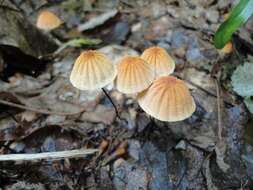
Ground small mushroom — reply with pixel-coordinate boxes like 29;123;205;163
70;50;117;90
138;76;196;122
116;56;155;94
141;46;175;78
36;10;62;31
70;50;122;119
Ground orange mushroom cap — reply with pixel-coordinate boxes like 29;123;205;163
138;76;196;122
220;41;233;54
36;10;62;31
70;50;117;90
141;46;175;78
116;56;155;94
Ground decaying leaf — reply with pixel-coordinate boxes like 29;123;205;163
231;62;253;96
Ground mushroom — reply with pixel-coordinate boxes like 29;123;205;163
70;50;120;118
36;10;62;31
116;56;155;94
141;46;175;78
137;76;196;122
70;50;116;90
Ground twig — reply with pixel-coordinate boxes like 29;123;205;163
214;79;222;141
174;74;234;106
0;99;85;116
0;149;98;161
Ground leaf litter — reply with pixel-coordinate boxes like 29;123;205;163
0;0;252;189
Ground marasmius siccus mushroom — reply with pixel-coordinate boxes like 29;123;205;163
141;46;175;78
116;56;155;94
36;10;62;31
70;50;120;118
138;76;196;122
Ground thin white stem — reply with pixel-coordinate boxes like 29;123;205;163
0;149;98;161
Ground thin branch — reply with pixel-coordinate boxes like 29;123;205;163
215;79;222;141
0;99;85;116
0;149;98;161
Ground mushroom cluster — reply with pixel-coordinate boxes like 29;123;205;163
35;10;195;122
69;46;196;122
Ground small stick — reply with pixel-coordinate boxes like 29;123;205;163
215;79;222;141
0;149;98;161
101;140;128;166
101;88;121;119
0;99;85;116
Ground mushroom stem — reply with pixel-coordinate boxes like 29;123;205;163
101;88;121;120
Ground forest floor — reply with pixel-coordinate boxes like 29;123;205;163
0;0;253;189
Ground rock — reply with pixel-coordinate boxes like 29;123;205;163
52;57;75;77
157;41;171;51
144;16;174;41
167;6;180;18
171;31;188;48
187;35;199;49
205;10;220;23
186;48;203;61
108;21;130;44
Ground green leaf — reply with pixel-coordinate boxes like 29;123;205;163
64;38;102;47
214;0;253;49
54;38;102;54
231;62;253;96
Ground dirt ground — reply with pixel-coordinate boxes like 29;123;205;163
0;0;253;189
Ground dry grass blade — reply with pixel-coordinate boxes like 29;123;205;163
214;79;222;141
0;149;98;161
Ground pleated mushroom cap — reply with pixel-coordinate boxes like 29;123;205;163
138;76;196;122
116;56;155;94
36;10;62;31
70;50;117;90
141;46;175;78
